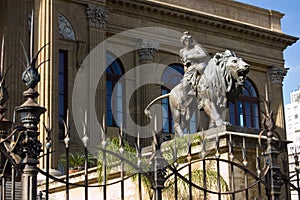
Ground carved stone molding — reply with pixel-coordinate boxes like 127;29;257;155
109;0;297;49
268;66;289;85
86;4;109;29
136;39;159;62
58;13;76;40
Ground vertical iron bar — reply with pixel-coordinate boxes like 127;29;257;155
45;126;51;200
260;95;282;200
174;168;178;200
1;176;5;200
84;146;88;200
101;115;107;200
102;146;107;200
216;159;221;200
0;176;2;200
66;145;69;200
256;146;262;199
294;152;300;200
137;132;142;200
202;159;207;199
230;158;235;199
173;136;178;200
284;181;288;200
188;161;192;200
297;170;300;200
244;173;249;199
242;138;248;199
82;110;89;200
188;133;192;200
11;166;15;200
154;185;162;200
153;116;165;200
64;110;70;200
46;148;50;200
120;159;124;200
215;133;221;200
200;130;207;200
138;173;142;200
229;133;235;200
38;191;43;200
257;182;262;199
102;116;107;200
119;128;124;200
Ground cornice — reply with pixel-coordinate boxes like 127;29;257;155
61;0;106;6
108;0;298;50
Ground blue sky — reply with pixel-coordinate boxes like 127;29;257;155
236;0;300;104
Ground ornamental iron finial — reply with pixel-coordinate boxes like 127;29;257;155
21;10;48;89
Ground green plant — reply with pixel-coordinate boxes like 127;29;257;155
161;133;203;165
97;137;137;183
59;151;95;170
97;137;154;198
164;169;229;199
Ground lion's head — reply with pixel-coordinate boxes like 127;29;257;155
213;50;249;100
198;50;249;110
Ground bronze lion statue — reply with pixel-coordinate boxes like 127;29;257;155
144;50;249;136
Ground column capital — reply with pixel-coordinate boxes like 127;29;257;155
267;66;289;85
86;4;109;29
136;39;159;63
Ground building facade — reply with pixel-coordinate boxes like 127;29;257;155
0;0;297;190
286;87;300;154
285;87;300;200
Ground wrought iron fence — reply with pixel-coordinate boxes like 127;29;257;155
0;28;299;200
35;111;300;200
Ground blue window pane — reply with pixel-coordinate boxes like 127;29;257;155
58;50;68;140
237;102;244;127
162;117;169;133
106;67;112;73
58;95;65;115
161;64;184;133
189;113;197;133
231;80;259;129
253;104;259;129
106;53;124;127
58;50;67;118
243;89;250;96
106;111;113;126
245;103;251;127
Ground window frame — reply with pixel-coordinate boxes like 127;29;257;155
106;53;125;127
58;50;68;140
229;79;260;129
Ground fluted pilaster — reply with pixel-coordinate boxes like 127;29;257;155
36;0;53;169
267;66;288;140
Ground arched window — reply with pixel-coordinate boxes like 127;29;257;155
58;50;68;140
106;53;124;127
161;64;197;133
229;79;260;129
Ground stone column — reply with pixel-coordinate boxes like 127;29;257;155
267;66;288;140
267;65;289;200
136;39;159;145
86;3;108;50
35;0;53;169
86;3;108;142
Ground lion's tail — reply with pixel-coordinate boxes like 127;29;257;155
144;93;170;118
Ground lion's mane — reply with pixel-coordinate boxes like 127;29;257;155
198;51;243;110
